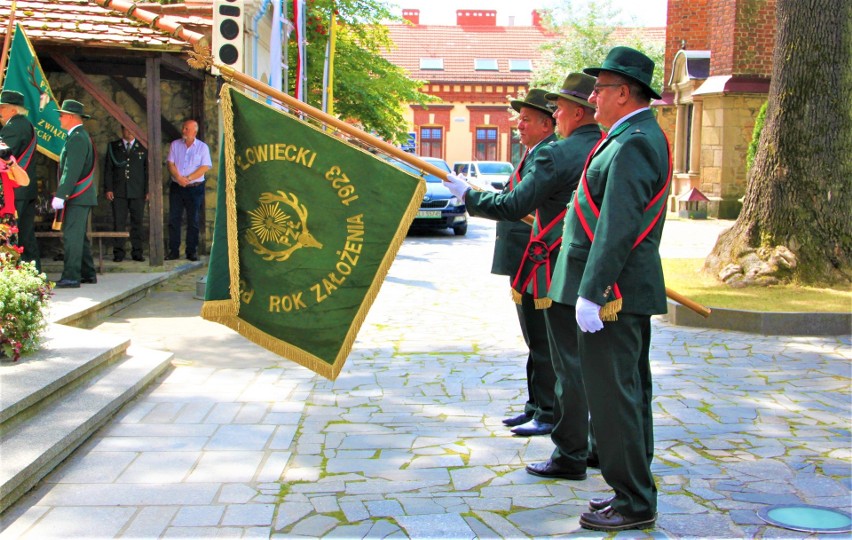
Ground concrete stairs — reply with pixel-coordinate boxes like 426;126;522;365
0;292;174;514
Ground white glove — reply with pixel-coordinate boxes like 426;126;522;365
576;296;604;333
51;197;65;210
444;173;471;200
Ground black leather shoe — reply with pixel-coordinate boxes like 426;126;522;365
589;494;616;511
113;255;124;262
55;279;80;288
511;419;554;437
132;255;145;262
165;253;180;261
81;276;97;284
502;413;531;427
187;253;199;261
525;460;586;480
579;507;656;532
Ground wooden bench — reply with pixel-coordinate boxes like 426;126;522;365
35;231;130;274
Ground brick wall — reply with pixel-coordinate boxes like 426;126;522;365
711;0;776;77
664;0;712;85
665;0;776;82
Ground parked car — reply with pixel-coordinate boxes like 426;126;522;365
385;155;468;236
452;161;515;192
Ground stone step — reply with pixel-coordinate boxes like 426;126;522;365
0;325;129;425
0;343;173;514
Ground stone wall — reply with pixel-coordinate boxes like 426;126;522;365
697;92;767;218
31;70;220;255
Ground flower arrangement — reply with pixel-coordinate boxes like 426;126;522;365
0;222;53;360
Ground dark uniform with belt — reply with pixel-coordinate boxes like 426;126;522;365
549;47;670;531
55;100;97;286
104;136;148;261
0;90;40;271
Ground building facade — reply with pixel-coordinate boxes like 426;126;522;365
384;9;556;168
660;0;776;218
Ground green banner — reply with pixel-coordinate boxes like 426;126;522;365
2;24;66;160
201;85;426;380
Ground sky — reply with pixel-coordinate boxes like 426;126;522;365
389;0;668;27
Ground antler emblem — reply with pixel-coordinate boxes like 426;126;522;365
26;61;52;112
246;191;323;261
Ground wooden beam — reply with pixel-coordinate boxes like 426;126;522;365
111;76;181;142
146;57;165;266
50;53;148;147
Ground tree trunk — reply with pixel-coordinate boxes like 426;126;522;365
705;0;852;286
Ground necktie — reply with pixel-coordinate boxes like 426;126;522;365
125;141;131;152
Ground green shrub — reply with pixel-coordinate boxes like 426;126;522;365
0;223;53;360
747;101;768;173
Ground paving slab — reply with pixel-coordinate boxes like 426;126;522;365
1;218;849;539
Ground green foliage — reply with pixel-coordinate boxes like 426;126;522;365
531;0;665;95
747;101;768;173
0;224;52;360
287;0;437;144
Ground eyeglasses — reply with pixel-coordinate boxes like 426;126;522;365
592;83;624;94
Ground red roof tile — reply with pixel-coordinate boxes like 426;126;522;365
0;0;200;51
609;27;667;45
382;24;559;84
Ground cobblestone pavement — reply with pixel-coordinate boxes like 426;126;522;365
2;217;850;539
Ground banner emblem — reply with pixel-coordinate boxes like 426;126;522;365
246;191;323;261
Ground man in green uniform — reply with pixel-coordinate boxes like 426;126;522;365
52;99;97;288
459;89;557;437
548;47;671;531
104;125;148;262
445;81;601;440
0;90;40;271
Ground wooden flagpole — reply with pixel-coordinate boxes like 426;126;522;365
0;0;18;89
188;46;711;319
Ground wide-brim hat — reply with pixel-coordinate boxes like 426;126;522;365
584;46;662;100
57;99;91;119
0;90;25;107
510;88;556;117
545;73;596;108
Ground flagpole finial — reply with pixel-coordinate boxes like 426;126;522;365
187;41;214;70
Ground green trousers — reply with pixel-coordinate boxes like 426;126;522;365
579;313;656;519
60;204;96;283
543;302;590;472
516;290;556;424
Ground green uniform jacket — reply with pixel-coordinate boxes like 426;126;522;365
104;139;148;199
549;109;669;315
1;113;38;201
56;125;96;206
481;133;556;276
466;126;602;284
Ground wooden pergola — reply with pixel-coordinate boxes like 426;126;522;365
1;0;213;266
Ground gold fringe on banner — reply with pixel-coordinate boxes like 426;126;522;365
220;86;242;316
199;299;236;319
599;298;622;322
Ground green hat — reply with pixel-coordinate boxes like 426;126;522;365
510;89;557;117
544;73;596;108
0;90;25;107
57;99;91;119
584;46;662;100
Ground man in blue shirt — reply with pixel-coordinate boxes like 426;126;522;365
166;119;212;261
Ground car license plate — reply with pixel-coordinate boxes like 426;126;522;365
417;210;441;218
